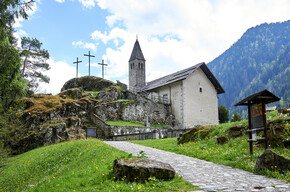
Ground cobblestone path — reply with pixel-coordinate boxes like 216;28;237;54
105;141;289;192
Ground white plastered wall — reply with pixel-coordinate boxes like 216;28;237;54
183;68;219;127
155;81;183;125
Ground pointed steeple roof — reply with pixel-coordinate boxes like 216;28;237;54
129;39;145;62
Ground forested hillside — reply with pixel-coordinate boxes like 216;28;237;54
208;20;290;116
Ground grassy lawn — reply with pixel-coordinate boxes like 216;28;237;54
0;139;199;192
131;125;290;182
107;120;145;127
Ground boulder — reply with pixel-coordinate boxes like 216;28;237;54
255;149;290;174
227;123;247;138
177;125;215;144
113;158;175;183
217;136;229;144
58;88;84;100
97;86;123;101
267;118;290;147
61;76;115;92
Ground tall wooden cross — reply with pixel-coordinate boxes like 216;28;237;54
73;57;82;78
98;59;108;79
84;51;95;76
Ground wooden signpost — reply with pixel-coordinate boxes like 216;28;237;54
235;90;280;155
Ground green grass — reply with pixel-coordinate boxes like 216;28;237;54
132;130;290;182
85;91;100;97
107;120;145;127
0;139;199;192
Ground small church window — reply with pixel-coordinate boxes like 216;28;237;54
131;63;134;69
200;87;203;93
163;94;168;104
141;63;143;69
139;63;141;69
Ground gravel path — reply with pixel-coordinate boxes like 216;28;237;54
104;141;289;192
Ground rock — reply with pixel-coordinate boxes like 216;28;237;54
61;76;114;92
177;125;215;144
267;118;290;148
116;80;127;90
97;86;123;101
227;123;247;138
113;158;175;183
217;136;229;144
254;149;290;174
58;88;84;100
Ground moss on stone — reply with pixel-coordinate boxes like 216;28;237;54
177;125;215;144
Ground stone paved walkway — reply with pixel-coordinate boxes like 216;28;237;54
104;141;289;192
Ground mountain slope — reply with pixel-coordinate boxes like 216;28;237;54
208;20;290;115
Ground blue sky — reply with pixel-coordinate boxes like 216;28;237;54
15;0;290;94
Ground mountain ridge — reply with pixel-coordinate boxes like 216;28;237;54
208;20;290;116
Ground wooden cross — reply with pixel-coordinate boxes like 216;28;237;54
84;51;95;76
73;57;82;78
98;59;108;79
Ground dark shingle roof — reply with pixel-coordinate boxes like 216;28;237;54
235;89;280;106
142;62;225;94
129;40;145;62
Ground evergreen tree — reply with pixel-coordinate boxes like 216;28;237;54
218;105;229;124
0;0;34;111
20;37;50;94
231;112;242;122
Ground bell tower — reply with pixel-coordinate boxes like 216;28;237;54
129;38;146;92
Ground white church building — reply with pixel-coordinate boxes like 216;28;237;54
128;39;225;128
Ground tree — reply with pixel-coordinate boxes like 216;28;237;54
20;37;50;94
218;105;229;124
231;112;242;122
0;1;34;111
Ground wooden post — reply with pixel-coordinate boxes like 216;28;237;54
73;57;82;78
262;101;268;149
248;103;253;155
98;59;108;79
84;51;95;76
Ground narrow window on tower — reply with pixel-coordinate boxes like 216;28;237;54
200;87;203;93
141;63;143;69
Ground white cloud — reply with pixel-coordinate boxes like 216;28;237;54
38;59;81;95
78;0;96;8
55;0;65;3
72;41;98;51
91;0;290;83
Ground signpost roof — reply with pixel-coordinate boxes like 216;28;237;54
235;89;280;106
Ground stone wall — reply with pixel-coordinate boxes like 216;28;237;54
110;125;190;141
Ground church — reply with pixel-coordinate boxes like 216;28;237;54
128;39;225;128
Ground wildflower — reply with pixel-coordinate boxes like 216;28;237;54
96;167;98;169
138;185;142;190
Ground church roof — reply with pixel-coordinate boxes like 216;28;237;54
142;62;225;94
129;39;145;62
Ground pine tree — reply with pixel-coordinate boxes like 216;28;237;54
0;0;34;110
218;105;229;124
231;112;242;122
20;37;50;94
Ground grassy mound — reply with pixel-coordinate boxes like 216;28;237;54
0;139;198;192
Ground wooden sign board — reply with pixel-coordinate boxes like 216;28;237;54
250;103;263;129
